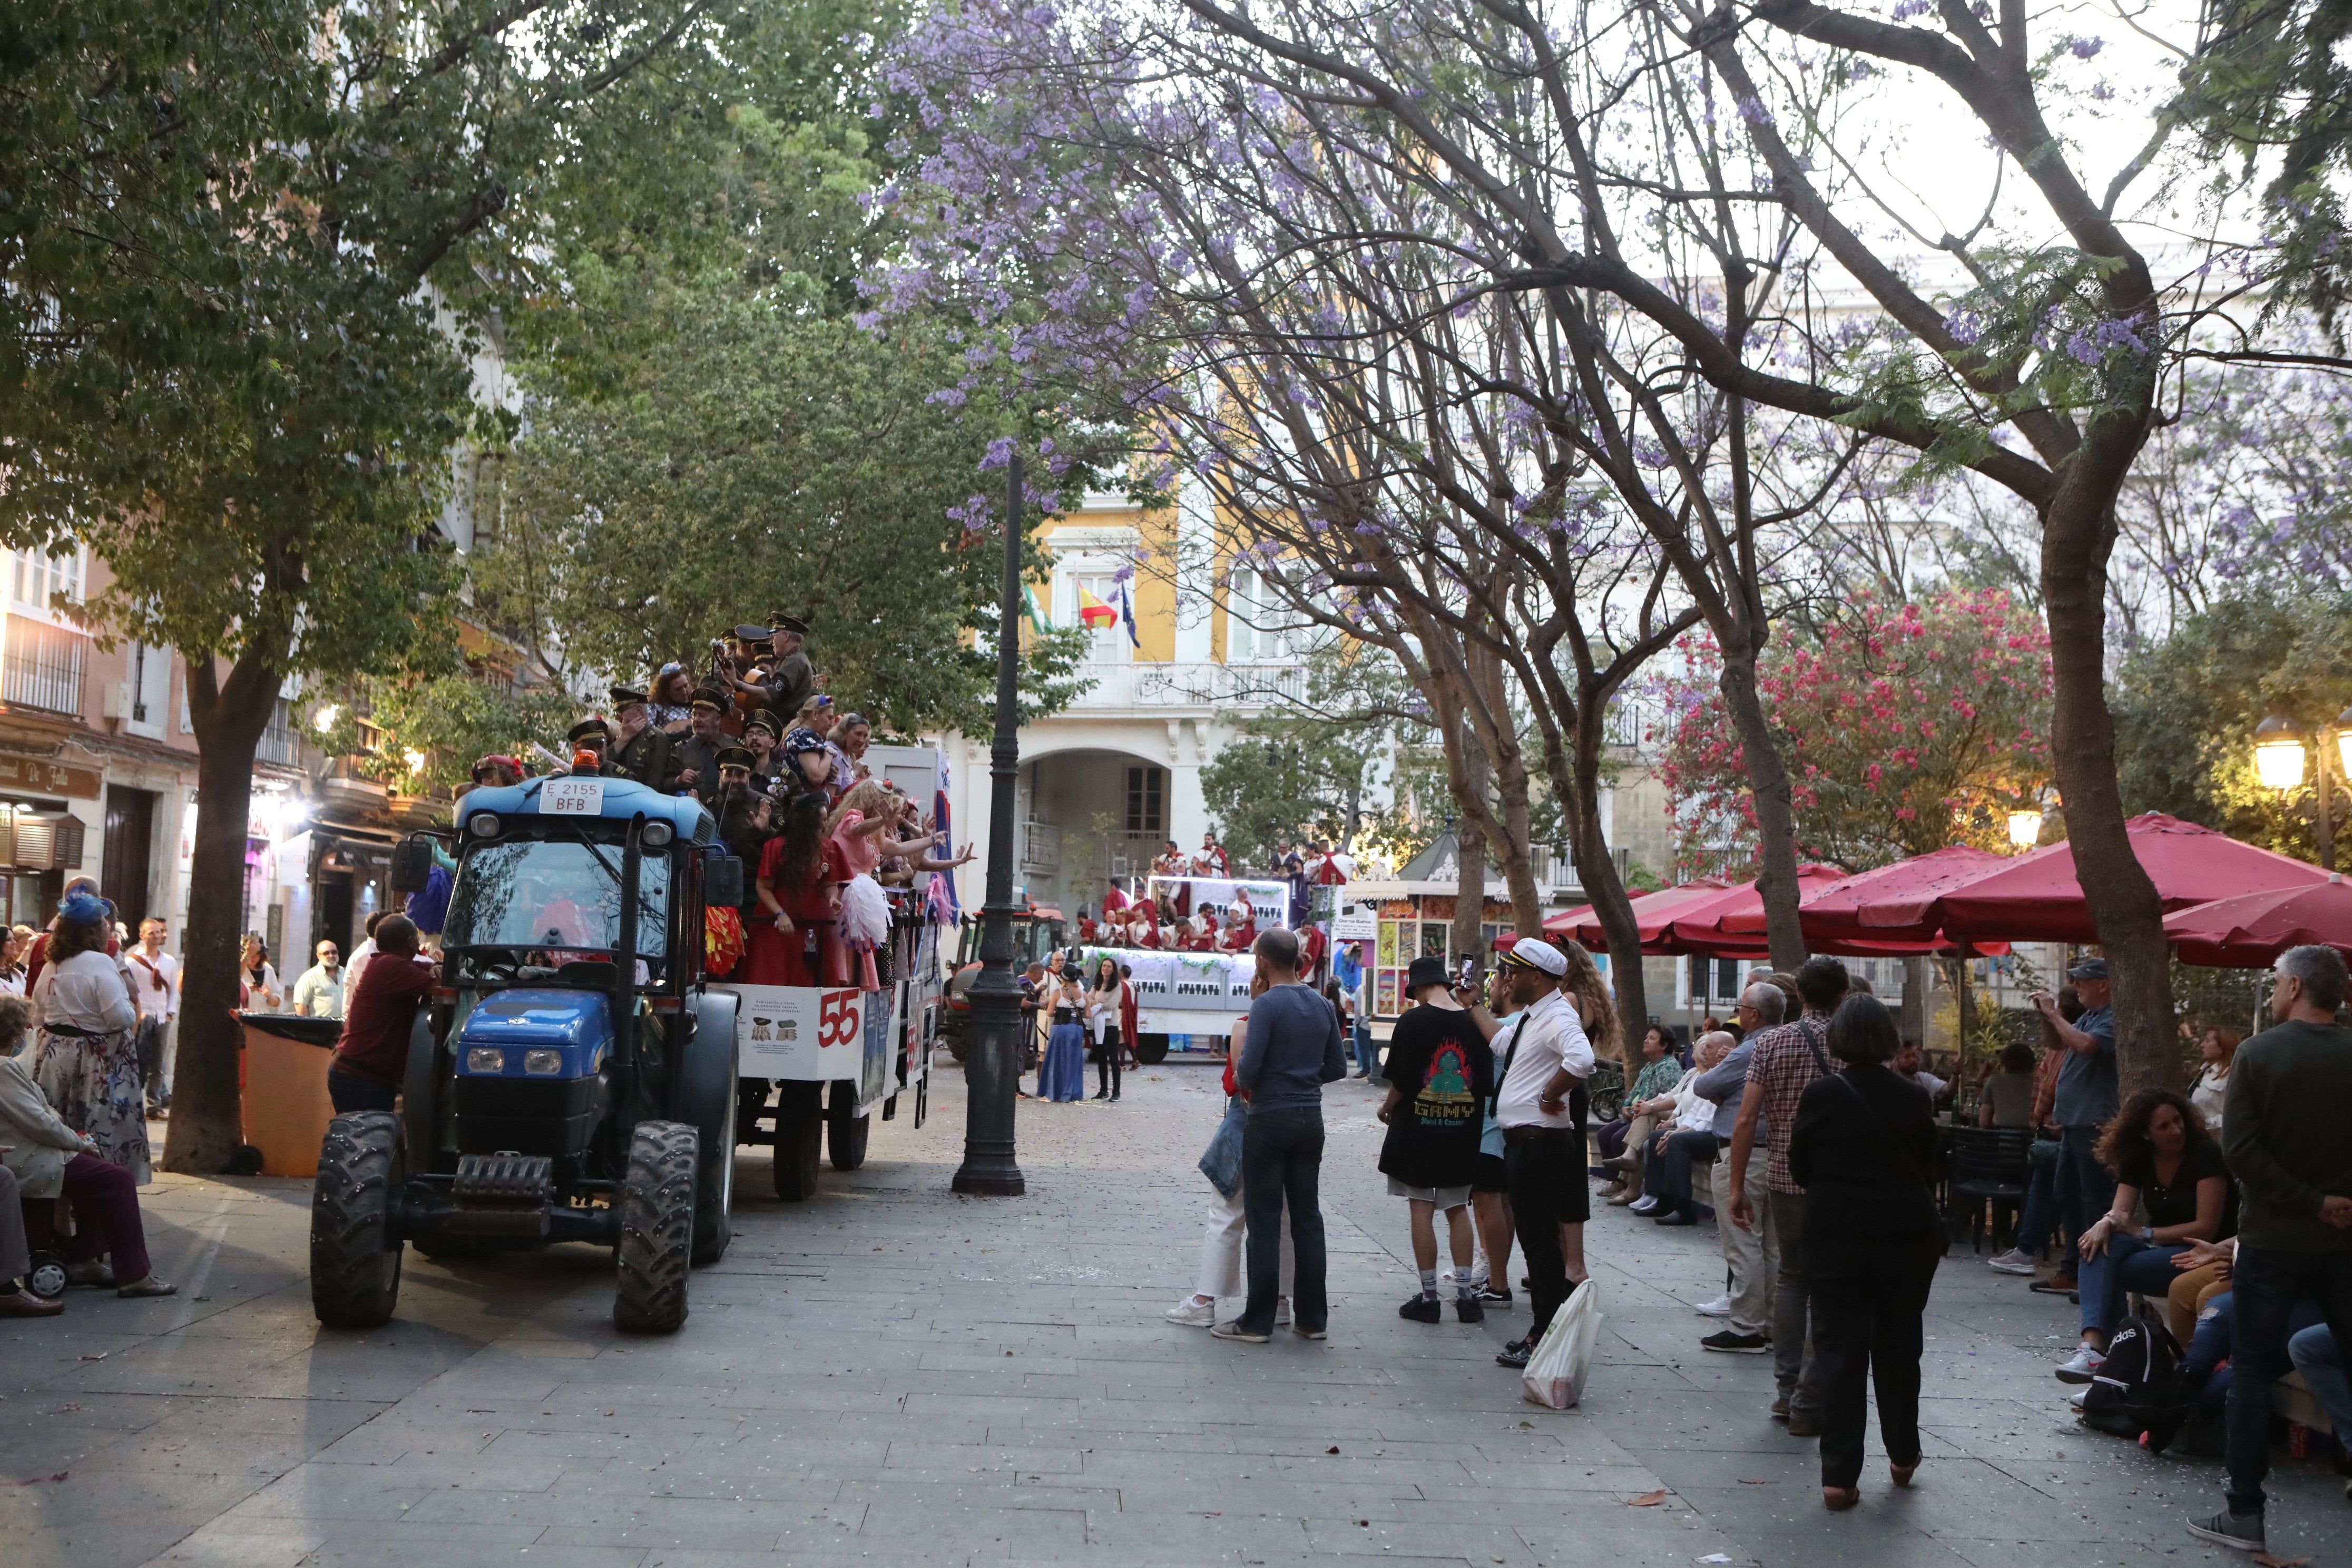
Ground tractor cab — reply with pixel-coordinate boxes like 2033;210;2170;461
309;770;743;1335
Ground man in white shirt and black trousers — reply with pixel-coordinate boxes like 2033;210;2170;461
1489;938;1594;1369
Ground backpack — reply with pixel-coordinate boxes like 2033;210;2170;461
2081;1319;2184;1442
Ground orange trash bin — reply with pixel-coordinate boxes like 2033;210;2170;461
238;1013;343;1177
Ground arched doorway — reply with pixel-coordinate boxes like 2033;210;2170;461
1017;747;1178;917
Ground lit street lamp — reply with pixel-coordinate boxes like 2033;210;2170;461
2252;709;2352;871
2005;808;2044;851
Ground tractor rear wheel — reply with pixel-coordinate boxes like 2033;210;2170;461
771;1081;824;1202
311;1112;405;1329
614;1120;698;1334
827;1081;869;1171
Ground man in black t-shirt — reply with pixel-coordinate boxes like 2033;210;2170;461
1379;956;1495;1325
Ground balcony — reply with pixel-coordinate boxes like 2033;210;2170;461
1;615;86;716
1067;660;1305;711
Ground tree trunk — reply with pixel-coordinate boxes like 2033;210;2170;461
1487;731;1543;935
162;648;282;1174
1451;733;1490;968
1567;709;1651;1036
2043;488;2178;1095
1717;645;1808;972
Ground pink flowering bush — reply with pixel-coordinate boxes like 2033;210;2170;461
1657;590;2053;878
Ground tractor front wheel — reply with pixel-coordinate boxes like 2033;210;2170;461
311;1112;405;1329
614;1120;699;1334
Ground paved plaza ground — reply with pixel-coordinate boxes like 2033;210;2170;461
2;1060;2345;1568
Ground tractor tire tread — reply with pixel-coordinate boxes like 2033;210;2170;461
310;1112;404;1329
614;1120;698;1334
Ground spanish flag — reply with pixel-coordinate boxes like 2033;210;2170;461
1077;582;1118;629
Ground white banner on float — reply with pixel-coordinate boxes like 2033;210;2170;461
713;984;880;1082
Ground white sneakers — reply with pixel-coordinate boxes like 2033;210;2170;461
1167;1294;1290;1327
1987;1247;2039;1276
1693;1295;1734;1318
2055;1345;2106;1383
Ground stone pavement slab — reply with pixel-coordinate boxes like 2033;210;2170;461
1;1064;2344;1567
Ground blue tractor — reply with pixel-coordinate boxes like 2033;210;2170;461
309;771;742;1334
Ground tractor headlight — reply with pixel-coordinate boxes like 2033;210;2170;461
641;820;674;847
523;1049;564;1075
467;811;501;839
465;1047;506;1074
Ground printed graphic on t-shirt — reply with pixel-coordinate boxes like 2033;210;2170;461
1413;1041;1478;1128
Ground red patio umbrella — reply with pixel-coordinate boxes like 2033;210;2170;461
1544;878;1730;948
2162;873;2352;967
1655;864;1852;953
1716;844;2008;948
1932;812;2329;944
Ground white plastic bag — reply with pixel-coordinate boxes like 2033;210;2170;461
1522;1277;1602;1409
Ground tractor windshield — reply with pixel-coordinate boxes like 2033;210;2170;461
445;838;671;958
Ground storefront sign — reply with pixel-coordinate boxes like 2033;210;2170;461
1330;899;1379;940
0;753;100;799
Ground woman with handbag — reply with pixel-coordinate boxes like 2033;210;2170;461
1165;975;1292;1327
1787;994;1942;1512
1089;956;1124;1102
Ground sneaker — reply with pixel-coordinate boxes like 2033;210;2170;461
1628;1197;1661;1216
1292;1324;1327;1340
2055;1345;2105;1384
1164;1295;1217;1327
1275;1297;1293;1327
2030;1273;2078;1295
1702;1329;1772;1355
2068;1388;2088;1410
1399;1295;1443;1324
1694;1295;1734;1317
1495;1338;1532;1369
2185;1510;2266;1553
1456;1296;1485;1324
1653;1207;1698;1227
1987;1247;2039;1276
1476;1285;1513;1306
1210;1320;1271;1344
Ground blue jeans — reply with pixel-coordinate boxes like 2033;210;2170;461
1651;1129;1718;1213
2224;1246;2352;1514
1353;1023;1379;1079
2077;1233;2188;1338
2054;1125;2114;1264
2288;1324;2352;1435
1240;1107;1328;1334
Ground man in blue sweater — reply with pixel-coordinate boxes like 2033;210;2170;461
1214;927;1349;1344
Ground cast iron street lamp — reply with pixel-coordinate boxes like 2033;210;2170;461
2005;808;2044;851
953;455;1028;1195
2252;708;2352;872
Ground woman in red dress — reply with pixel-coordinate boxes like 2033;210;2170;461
742;792;840;986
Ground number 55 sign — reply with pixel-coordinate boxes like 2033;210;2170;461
719;983;865;1076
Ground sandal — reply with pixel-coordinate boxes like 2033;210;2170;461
116;1277;178;1299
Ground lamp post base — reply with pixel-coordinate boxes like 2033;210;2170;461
950;1164;1027;1196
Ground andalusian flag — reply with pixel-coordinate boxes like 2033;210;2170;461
1076;582;1118;629
1022;582;1051;632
